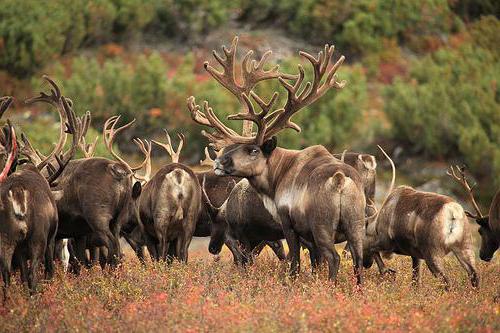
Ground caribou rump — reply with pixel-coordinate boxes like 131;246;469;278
134;131;201;263
188;37;367;283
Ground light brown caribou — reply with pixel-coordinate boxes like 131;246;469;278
363;165;479;290
448;165;500;261
0;86;82;298
136;130;202;262
187;37;367;283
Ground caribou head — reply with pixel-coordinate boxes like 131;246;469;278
448;165;498;261
187;37;346;179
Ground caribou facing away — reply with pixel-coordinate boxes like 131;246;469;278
448;166;500;261
52;114;146;271
363;185;479;289
137;131;201;262
188;37;367;283
0;87;82;298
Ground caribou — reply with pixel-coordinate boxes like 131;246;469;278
363;165;479;289
134;130;201;263
448;166;500;261
0;87;82;298
188;37;367;283
49;110;146;271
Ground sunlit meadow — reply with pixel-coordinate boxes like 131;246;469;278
0;244;498;332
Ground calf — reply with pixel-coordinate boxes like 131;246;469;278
363;186;479;289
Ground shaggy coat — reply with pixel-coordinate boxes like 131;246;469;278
364;186;479;289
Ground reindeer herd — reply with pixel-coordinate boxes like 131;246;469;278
0;37;498;301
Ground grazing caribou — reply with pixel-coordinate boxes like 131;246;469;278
363;182;479;289
448;166;500;261
137;131;201;262
0;88;81;298
188;37;367;283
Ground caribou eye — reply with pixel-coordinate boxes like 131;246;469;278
249;148;259;156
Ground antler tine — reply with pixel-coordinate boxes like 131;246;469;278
103;115;149;172
75;111;98;158
447;165;484;219
44;96;84;185
152;129;185;164
132;138;152;182
200;147;216;167
20;133;45;165
25;77;69;171
25;75;62;106
187;97;252;151
0;122;18;184
264;44;346;140
0;96;14;119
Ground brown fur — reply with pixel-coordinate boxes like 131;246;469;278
53;157;137;270
139;163;201;263
216;144;366;283
477;188;500;261
0;164;58;297
364;186;479;289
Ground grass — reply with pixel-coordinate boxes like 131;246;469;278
0;247;498;332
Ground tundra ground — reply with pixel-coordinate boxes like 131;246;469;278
0;246;498;332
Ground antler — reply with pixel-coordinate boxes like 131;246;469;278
200;146;223;167
152;129;185;164
264;44;346;139
0;96;14;120
79;111;98;158
447;165;484;219
43;97;84;185
103;115;148;172
0;121;18;184
188;40;345;148
24;76;70;171
132;138;152;182
204;36;296;136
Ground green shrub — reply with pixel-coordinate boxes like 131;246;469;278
384;42;500;190
0;0;83;77
149;0;237;41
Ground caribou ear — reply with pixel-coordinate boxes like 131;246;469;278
261;136;277;156
132;181;142;199
476;216;489;228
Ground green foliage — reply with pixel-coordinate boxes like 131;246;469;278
49;52;168;138
384;40;500;189
340;0;462;55
149;0;237;41
0;0;81;77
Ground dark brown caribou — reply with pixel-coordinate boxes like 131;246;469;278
50;113;146;271
188;37;367;283
448;166;500;261
0;86;81;299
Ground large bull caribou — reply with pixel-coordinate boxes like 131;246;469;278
188;37;367;283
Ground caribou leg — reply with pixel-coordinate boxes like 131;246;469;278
425;256;450;290
279;210;301;276
453;247;479;288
